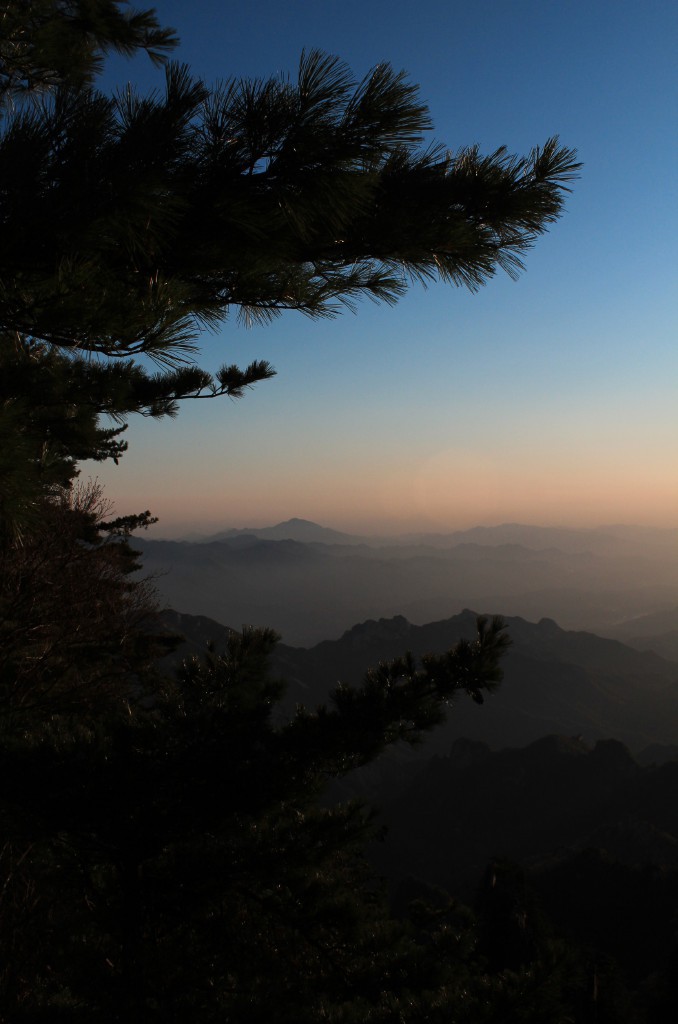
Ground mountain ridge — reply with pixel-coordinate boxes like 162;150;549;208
174;518;678;554
158;608;678;754
137;524;678;647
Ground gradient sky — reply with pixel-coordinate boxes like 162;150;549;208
91;0;678;536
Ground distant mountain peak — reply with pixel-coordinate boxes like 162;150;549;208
201;518;363;545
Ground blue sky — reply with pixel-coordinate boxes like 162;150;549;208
93;0;677;535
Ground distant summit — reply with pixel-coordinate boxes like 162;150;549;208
201;518;364;545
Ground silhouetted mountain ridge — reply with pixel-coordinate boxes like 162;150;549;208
159;608;678;754
179;518;678;554
138;523;678;645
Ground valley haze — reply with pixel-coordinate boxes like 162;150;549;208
137;517;678;648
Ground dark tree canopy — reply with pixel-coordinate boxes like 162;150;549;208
0;481;168;723
0;611;516;1020
0;0;177;101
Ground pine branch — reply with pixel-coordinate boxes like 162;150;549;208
0;1;178;105
279;615;511;778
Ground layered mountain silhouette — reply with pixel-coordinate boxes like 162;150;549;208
160;608;678;754
158;602;678;991
155;586;678;1006
137;520;678;647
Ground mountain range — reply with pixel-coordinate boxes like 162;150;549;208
137;518;678;648
188;517;678;554
148;526;678;1008
160;607;678;756
158;606;678;909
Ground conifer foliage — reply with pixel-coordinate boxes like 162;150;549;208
0;480;167;724
2;15;579;363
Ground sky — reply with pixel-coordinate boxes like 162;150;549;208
92;0;678;537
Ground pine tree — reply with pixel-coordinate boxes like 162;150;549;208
0;479;172;724
0;6;581;1019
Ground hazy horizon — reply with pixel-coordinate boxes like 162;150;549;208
141;511;678;542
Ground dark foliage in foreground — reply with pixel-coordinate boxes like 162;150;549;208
0;576;514;1020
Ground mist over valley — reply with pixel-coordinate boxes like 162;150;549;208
139;518;678;649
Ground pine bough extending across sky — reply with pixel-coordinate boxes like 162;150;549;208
1;36;580;365
0;3;579;530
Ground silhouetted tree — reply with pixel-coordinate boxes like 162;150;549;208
0;480;173;726
0;5;582;1019
0;0;177;102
